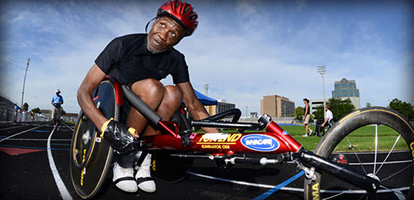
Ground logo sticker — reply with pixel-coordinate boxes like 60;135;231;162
241;134;279;152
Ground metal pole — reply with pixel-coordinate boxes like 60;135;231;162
322;74;326;118
317;65;327;118
21;58;30;109
204;84;209;96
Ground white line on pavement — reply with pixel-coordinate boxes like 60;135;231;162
0;123;49;143
47;126;73;200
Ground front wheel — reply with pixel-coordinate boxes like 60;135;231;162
304;107;414;200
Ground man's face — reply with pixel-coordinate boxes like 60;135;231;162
147;16;185;53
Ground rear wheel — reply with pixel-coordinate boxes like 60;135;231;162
304;107;414;200
70;79;119;199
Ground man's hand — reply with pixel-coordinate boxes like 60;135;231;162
101;118;139;154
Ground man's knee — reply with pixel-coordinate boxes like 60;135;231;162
165;85;182;103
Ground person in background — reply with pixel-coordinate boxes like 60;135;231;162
321;104;333;129
51;89;64;128
14;103;19;122
302;98;313;137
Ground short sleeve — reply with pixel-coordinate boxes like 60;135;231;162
95;37;123;74
171;54;190;84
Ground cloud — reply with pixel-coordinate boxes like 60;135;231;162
0;0;158;112
1;0;413;116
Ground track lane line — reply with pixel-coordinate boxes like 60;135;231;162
0;125;25;131
189;171;303;192
0;122;50;143
253;170;304;200
47;125;73;200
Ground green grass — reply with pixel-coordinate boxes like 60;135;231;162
283;125;408;152
219;125;409;152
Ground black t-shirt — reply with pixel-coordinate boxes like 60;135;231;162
95;34;190;86
304;104;310;116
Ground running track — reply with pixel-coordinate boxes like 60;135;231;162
0;122;410;200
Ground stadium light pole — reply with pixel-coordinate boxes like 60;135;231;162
317;65;327;118
21;58;30;109
204;84;209;96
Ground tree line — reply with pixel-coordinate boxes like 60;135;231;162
295;98;414;122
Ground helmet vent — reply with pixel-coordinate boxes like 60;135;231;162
183;6;189;14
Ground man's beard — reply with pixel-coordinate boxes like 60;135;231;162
147;36;168;54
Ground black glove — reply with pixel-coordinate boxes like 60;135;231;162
101;119;138;154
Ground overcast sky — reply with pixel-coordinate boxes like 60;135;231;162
1;0;413;115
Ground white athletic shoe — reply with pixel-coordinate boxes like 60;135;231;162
112;162;138;193
309;129;313;136
302;134;308;137
135;152;156;193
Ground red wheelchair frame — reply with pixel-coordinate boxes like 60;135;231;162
71;77;414;200
120;81;379;193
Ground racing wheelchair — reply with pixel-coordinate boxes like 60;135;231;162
70;77;414;199
312;117;333;137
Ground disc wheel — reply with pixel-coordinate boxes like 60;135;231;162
70;79;119;199
304;107;414;200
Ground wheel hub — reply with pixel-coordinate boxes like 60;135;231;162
82;130;91;145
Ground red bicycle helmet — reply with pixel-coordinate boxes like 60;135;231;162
157;0;198;36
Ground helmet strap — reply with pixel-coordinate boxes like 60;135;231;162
145;17;157;34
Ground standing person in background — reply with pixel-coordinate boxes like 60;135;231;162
302;98;313;137
14;103;19;122
51;89;64;129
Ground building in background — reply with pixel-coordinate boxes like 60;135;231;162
0;95;16;121
332;78;361;109
309;99;325;115
205;100;235;116
309;78;361;115
260;95;295;118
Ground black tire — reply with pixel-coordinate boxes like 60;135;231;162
150;109;193;183
70;79;119;199
304;107;414;200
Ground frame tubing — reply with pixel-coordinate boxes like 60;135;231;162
299;150;380;192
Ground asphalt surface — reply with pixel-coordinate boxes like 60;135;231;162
0;121;411;200
0;122;304;200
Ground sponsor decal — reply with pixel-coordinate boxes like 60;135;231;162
198;133;241;144
152;160;156;171
312;183;320;200
240;134;279;152
80;149;86;186
410;141;414;157
410;141;414;186
198;133;242;150
200;144;231;150
282;130;289;135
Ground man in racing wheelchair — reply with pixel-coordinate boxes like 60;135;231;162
77;0;218;194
